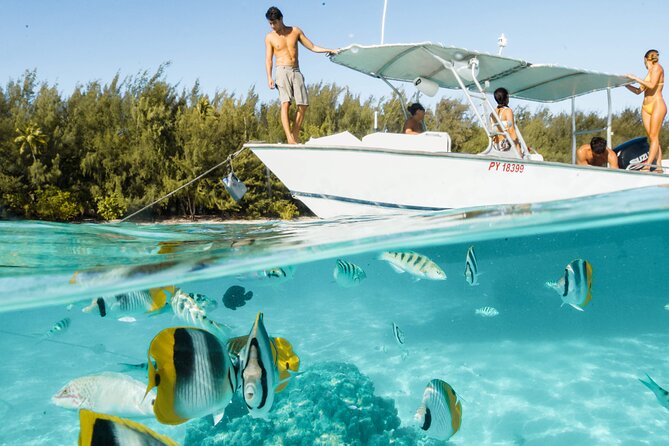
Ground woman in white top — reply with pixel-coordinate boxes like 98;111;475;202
490;87;523;158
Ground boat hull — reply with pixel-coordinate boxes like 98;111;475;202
248;144;669;218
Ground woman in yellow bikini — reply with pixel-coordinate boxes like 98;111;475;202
625;49;665;172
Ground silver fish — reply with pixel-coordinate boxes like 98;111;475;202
464;246;480;286
52;372;155;418
333;259;366;288
379;251;446;280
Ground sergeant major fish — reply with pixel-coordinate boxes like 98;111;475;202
475;306;499;318
379;251;446;280
546;259;593;311
333;259;366;288
415;379;462;441
42;317;71;339
78;409;178;446
145;327;238;425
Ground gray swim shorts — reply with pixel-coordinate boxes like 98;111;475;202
275;66;308;105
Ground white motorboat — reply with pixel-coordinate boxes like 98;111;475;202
244;42;669;218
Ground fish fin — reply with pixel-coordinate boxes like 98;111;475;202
212;411;225;425
78;409;179;446
411;276;421;282
146;327;190;425
545;281;559;291
639;373;660;392
568;303;585;312
273;337;300;372
388;263;406;274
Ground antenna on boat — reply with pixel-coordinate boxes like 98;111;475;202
497;33;508;55
380;0;389;44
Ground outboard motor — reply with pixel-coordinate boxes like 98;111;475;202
613;137;649;170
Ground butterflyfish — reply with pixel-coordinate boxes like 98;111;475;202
464;246;480;286
475;306;499;318
82;286;176;318
379;251;446;280
227;333;299;394
263;266;295;282
239;312;292;418
333;259;366;288
145;327;237;425
415;379;462;441
52;372;155;418
78;409;178;446
546;259;593;311
170;289;231;339
639;373;669;411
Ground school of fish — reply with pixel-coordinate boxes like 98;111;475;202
52;245;663;445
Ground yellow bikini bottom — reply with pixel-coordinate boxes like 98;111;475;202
643;101;655;115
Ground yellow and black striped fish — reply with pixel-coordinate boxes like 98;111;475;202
239;312;291;418
333;259;366;288
546;259;593;311
227;334;299;393
415;379;462;441
83;286;176;318
145;327;237;425
78;409;178;446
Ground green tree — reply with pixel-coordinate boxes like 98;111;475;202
14;122;46;162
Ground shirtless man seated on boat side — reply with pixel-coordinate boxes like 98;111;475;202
264;6;338;144
576;136;619;168
403;103;426;134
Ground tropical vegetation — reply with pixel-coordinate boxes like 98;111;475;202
0;68;666;221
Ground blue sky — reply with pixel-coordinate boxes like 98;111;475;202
1;0;667;115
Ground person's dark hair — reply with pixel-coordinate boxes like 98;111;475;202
408;103;425;116
494;88;509;106
590;136;607;154
265;6;283;21
645;49;659;63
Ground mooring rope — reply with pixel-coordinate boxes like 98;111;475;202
120;146;247;222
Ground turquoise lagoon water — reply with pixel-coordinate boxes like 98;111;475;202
1;186;669;445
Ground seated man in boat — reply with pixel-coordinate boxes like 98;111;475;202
576;136;619;168
490;87;523;158
403;103;425;134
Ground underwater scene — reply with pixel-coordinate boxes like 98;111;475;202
2;186;669;446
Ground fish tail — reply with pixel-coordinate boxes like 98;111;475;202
639;373;658;391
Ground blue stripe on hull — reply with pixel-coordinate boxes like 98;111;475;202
291;191;449;212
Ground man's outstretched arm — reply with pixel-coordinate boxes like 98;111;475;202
297;27;337;54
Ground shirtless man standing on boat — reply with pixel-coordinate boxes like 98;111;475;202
265;6;338;144
576;136;619;168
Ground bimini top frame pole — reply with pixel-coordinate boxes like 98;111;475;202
570;87;613;164
423;48;523;159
